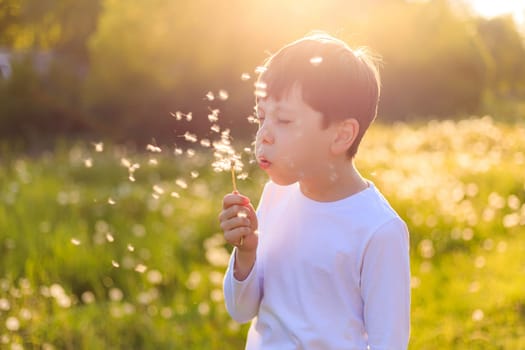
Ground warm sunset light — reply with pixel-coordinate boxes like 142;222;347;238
1;1;524;348
466;0;525;26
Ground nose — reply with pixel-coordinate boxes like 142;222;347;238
257;121;274;145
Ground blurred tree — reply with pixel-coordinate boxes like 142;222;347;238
477;15;525;97
365;0;489;119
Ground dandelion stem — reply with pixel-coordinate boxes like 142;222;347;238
231;160;238;192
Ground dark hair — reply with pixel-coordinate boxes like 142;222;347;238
256;33;381;158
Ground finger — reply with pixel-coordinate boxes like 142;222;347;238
224;226;251;245
220;216;251;233
219;204;251;222
223;193;250;210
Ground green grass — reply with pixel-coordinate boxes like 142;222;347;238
1;116;524;349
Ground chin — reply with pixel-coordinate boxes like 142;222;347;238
268;174;297;186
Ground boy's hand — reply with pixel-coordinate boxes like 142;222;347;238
219;192;258;281
219;192;258;252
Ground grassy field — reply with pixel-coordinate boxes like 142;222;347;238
0;116;524;349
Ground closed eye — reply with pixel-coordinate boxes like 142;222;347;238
277;119;292;125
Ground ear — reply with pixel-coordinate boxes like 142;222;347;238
330;118;359;155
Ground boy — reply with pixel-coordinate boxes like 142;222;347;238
219;33;410;349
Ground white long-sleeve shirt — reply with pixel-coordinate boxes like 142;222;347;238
224;180;410;350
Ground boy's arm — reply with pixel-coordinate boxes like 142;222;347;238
223;247;262;324
361;218;411;350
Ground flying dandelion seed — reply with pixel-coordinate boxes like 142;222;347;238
200;139;211;147
247;115;258;124
135;264;147;273
310;56;323;66
254;81;267;98
191;171;199;178
218;89;229;100
121;158;131;167
108;197;116;205
208;109;220;122
106;233;114;242
175;179;188;189
210;124;220;133
186;149;195;158
241;73;251;81
255;66;267;74
112;260;120;268
153;185;164;195
186;112;193;122
174;148;183;155
84;158;93;168
170;111;183;120
92;142;104;152
237;172;248;180
206;91;215;101
127;244;135;252
171;191;180;198
244;147;252;153
183;132;198;143
146;144;162;153
149;158;158;166
71;238;81;246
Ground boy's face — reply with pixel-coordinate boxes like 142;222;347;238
255;84;337;186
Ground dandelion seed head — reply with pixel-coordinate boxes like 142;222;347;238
5;316;20;331
472;309;484;322
109;288;123;302
93;142;104;152
81;291;95;304
20;307;32;320
0;298;10;311
135;264;147;273
310;56;323;66
198;302;210;315
147;270;163;285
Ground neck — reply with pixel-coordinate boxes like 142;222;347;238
299;159;368;202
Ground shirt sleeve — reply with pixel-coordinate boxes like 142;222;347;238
223;248;262;323
360;218;411;350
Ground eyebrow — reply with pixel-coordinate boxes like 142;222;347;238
258;104;293;115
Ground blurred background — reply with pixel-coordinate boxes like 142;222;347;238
0;0;524;147
1;0;524;349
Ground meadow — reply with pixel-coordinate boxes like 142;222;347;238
0;116;524;349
